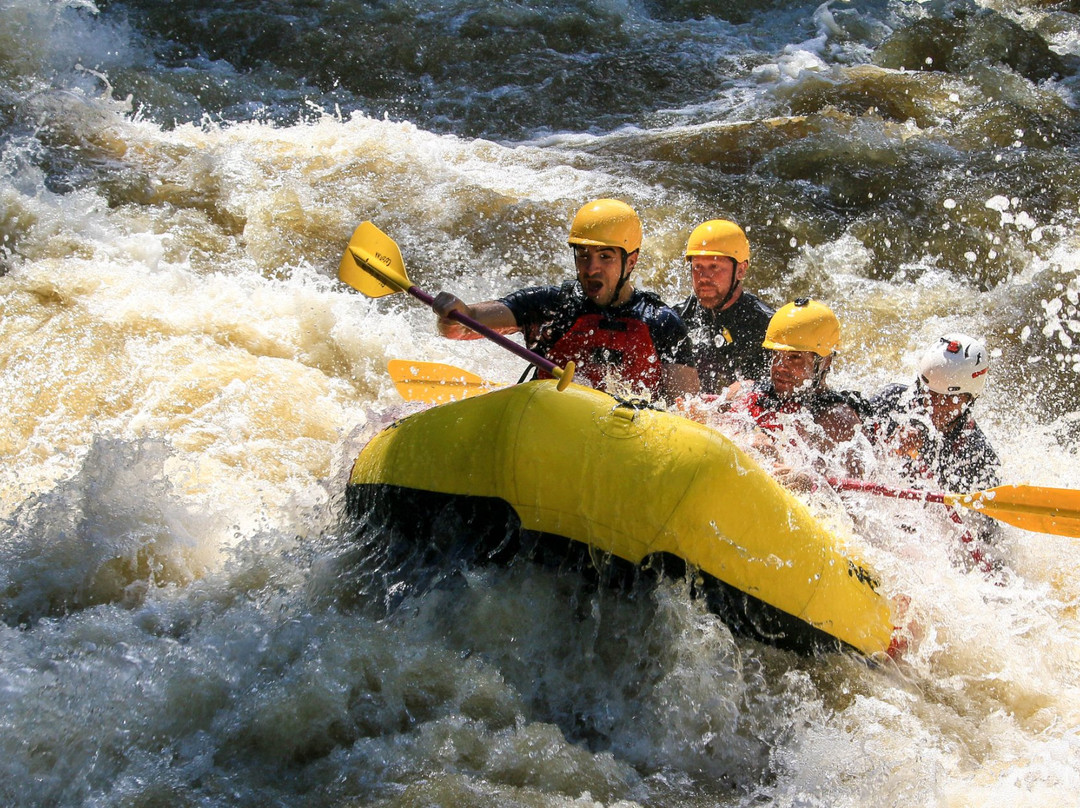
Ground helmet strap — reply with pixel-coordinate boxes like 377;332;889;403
606;249;635;307
715;270;741;311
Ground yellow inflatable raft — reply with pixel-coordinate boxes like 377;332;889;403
347;380;895;657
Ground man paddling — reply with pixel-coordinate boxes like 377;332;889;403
868;333;1000;493
432;198;699;402
677;219;775;393
725;298;867;479
866;333;1001;561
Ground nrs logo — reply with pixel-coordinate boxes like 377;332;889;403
847;560;880;591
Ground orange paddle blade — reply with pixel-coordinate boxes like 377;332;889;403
387;360;504;404
944;484;1080;538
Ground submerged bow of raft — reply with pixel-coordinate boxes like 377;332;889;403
346;380;896;657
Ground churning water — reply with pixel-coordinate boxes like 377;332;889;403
3;0;1080;804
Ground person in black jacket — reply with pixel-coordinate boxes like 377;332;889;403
868;333;1001;558
433;198;699;402
676;219;775;394
868;333;999;494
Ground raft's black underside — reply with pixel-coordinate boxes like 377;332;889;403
345;483;855;657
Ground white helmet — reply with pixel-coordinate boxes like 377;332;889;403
918;333;990;397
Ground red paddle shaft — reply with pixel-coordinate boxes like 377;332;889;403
408;286;564;378
828;477;947;504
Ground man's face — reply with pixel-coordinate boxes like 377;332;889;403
690;255;744;310
574;245;633;306
921;389;973;432
770;349;821;397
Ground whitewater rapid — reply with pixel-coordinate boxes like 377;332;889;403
4;0;1080;805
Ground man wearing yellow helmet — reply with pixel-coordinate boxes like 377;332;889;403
728;299;866;470
677;219;775;393
433;199;699;401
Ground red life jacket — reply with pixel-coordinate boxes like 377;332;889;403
741;389;805;431
738;386;856;437
537;312;662;393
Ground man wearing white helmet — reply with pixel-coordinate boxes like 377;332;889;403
677;219;775;394
868;333;1000;493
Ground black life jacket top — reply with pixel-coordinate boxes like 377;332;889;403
867;383;1001;492
677;291;775;394
739;382;866;433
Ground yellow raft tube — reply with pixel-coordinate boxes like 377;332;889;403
347;380;895;657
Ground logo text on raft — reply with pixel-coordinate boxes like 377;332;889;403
847;560;880;591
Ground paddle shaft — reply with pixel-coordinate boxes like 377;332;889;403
828;475;1080;539
406;285;564;378
829;477;946;504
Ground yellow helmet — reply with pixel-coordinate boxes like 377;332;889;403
568;198;642;254
684;219;750;263
762;298;841;357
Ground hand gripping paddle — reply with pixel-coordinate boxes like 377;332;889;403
339;221;574;390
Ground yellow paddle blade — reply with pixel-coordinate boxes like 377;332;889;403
387;360;504;404
338;221;410;297
945;484;1080;538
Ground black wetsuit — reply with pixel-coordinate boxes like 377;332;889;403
677;291;774;394
868;384;1000;493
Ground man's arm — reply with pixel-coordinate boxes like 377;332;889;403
432;293;519;340
816;403;866;478
652;303;700;401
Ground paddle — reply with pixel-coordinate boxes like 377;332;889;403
339;221;575;390
387;359;505;404
829;477;1080;538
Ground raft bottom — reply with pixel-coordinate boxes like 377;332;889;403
345;483;854;657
